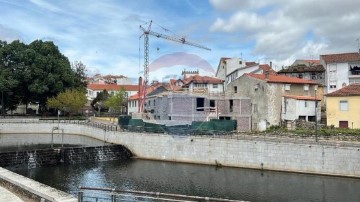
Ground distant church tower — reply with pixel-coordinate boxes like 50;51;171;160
182;69;199;79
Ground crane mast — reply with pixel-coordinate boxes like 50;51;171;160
139;20;211;113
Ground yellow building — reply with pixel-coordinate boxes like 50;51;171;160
326;83;360;128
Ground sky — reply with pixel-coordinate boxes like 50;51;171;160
1;0;360;83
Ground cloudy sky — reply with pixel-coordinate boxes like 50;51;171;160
1;0;359;82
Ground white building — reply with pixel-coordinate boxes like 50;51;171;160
215;57;276;88
320;52;360;93
282;95;321;122
86;83;138;101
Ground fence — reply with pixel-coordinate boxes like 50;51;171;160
77;186;246;202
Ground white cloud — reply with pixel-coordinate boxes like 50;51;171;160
209;0;360;67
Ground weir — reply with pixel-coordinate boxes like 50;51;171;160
0;145;132;168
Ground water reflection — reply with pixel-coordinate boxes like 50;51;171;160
13;159;360;202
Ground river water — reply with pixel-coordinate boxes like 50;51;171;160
12;159;360;202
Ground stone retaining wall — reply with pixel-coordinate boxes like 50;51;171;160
1;122;359;177
0;145;132;168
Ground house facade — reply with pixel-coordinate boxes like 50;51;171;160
325;83;360;128
277;63;325;86
227;73;320;131
144;92;251;132
320;52;360;93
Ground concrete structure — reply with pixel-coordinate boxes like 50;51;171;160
320;52;360;93
144;92;251;131
325;83;360;128
227;73;320;131
1;122;359;178
0;167;76;201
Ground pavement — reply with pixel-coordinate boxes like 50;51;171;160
0;186;24;202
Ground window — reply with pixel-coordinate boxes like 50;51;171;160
311;73;317;80
196;98;205;111
330;84;337;89
305;101;308;108
229;100;233;112
340;100;348;111
234;86;238;93
298;74;303;79
213;84;218;88
168;116;171;120
153;100;156;105
285;84;291;91
239;61;242;65
210;100;215;112
298;116;306;120
304;85;309;91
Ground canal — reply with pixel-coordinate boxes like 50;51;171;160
11;159;360;202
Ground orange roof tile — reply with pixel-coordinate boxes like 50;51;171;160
321;52;360;63
259;64;277;75
284;95;321;101
245;62;258;67
246;73;317;84
326;83;360;97
183;75;223;85
303;59;320;64
88;83;138;91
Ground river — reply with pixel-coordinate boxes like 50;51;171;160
11;159;360;202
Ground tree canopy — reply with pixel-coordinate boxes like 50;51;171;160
47;88;87;116
0;39;87;114
105;88;127;113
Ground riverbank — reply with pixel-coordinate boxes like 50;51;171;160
1;121;359;178
0;167;76;202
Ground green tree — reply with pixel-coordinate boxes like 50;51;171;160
91;90;109;114
72;61;88;91
105;88;127;119
47;89;87;118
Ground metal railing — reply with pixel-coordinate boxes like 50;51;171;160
77;186;247;202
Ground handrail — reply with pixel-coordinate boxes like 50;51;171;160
78;186;247;202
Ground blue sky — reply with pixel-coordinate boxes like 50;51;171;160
1;0;360;82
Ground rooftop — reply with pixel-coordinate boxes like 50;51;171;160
326;83;360;97
284;95;321;101
246;73;317;84
183;75;224;85
278;64;325;73
321;52;360;64
87;83;138;91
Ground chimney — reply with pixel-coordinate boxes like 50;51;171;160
265;70;270;79
270;61;272;68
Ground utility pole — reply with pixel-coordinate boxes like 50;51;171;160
315;87;318;142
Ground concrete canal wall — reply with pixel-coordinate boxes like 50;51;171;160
1;122;359;178
0;167;76;202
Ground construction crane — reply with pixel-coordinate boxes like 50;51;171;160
139;20;211;112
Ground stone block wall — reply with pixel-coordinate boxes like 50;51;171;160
0;145;132;168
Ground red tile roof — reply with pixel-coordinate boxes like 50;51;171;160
321;52;360;64
326;83;360;97
259;64;277;75
246;73;317;84
284;95;321;101
303;59;320;64
88;83;138;91
245;62;258;67
183;75;224;85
